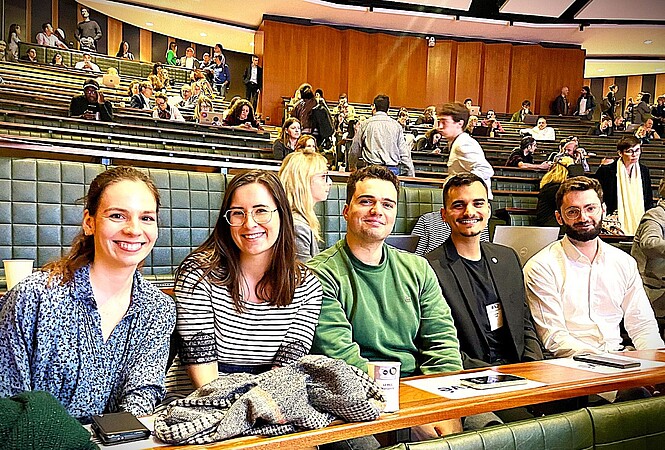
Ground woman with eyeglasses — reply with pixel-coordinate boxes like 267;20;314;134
165;170;322;399
594;136;654;235
279;150;332;261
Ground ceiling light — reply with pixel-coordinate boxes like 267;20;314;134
372;7;455;20
597;68;605;72
145;22;153;26
303;0;367;11
249;42;255;47
459;16;510;26
644;40;653;44
200;32;207;37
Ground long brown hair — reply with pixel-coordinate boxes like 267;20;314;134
43;166;161;284
176;170;303;312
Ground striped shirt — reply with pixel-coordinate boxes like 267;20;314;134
412;211;490;256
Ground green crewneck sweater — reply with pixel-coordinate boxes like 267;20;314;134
308;238;462;377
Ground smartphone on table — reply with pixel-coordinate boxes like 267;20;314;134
460;374;527;390
91;411;150;446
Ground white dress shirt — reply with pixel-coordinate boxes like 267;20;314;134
447;132;494;199
524;236;663;357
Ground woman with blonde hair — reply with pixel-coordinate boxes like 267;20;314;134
535;156;575;227
193;96;213;123
279;150;332;261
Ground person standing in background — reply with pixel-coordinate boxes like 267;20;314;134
243;55;263;112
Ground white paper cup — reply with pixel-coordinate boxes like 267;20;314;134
3;259;34;290
367;361;401;412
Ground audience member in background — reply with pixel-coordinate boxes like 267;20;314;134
148;63;168;92
510;99;532;122
314;88;330;110
651;95;665;137
463;98;473;111
294;134;318;153
631;177;665;335
176;84;192;109
188;82;202;106
397;107;411;130
524;116;556;141
193;96;213;123
614;115;626;132
212;43;225;65
635;126;650;145
51;52;66;66
506;136;551;170
179;47;198;69
642;118;661;141
309;166;463;441
548;136;589;172
75;7;102;52
222;99;262;130
243;55;262;111
153;92;184;122
588;114;614;136
0;166;175;421
69;78;113;122
127;80;140;98
115;40;134;59
625;92;651;125
287;86;302;115
36;22;67;49
552;86;570;116
165;42;178;65
312;91;336;150
416;128;443;153
415;105;437;126
349;94;414;176
535;156;575;228
74;52;100;72
165;170;322;401
438;101;494;198
481;109;505;136
20;47;37;63
574;86;596;120
279;151;332;261
603;84;618;120
291;83;318;136
464;115;479;134
595;136;654;235
223;95;241;120
0;40;8;61
130;81;153;110
6;24;20;62
427;174;543;386
332;93;356;137
525;176;663;358
212;54;230;99
273;117;301;159
190;69;214;98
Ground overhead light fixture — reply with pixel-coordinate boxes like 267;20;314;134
597;68;605;72
145;22;154;26
200;32;207;37
644;40;653;44
303;0;367;11
372;7;455;20
512;21;578;29
459;16;510;26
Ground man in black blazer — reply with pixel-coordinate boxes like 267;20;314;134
242;55;263;111
130;81;153;110
426;173;543;370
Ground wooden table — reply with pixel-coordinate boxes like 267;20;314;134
152;350;665;449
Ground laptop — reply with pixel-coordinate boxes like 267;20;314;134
469;105;481;116
523;114;539;125
199;111;222;126
492;226;560;266
471;125;491;137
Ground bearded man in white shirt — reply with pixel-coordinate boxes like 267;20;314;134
523;176;663;358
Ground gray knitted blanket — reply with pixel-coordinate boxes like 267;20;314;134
153;355;386;444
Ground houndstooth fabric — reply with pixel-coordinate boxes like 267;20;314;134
153;355;385;444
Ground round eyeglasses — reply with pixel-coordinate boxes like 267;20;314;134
224;208;277;227
562;204;600;220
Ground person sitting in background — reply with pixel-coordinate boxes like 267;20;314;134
614;115;626;132
574;86;596;120
535;156;576;228
524;116;556;141
397;107;411;130
332;93;356;136
481;109;505;136
510;99;532;122
165;41;178;65
176;84;192;109
190;69;214;98
115;40;134;60
69;78;113;122
74;52;100;73
415;105;437;126
0;167;176;422
594;136;654;235
223;96;241;120
165;170;322;401
294;134;318;153
291;83;318;136
625;92;651;125
179;47;198;69
51;52;65;66
130;81;153;110
416;128;443;153
222;99;262;130
20;47;37;63
631;178;665;335
651;95;665;137
148;63;169;92
642;118;661;141
588;114;614;136
506;136;551;170
36;22;67;49
635;126;651;145
153;92;184;122
279;151;332;261
193;96;213;124
464;115;479;134
273;117;301;159
548;136;589;172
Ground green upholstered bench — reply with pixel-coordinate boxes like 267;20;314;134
589;396;665;449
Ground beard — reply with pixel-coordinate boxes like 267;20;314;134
563;219;602;242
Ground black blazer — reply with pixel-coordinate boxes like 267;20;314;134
242;64;263;88
130;94;147;109
426;239;543;369
594;160;654;215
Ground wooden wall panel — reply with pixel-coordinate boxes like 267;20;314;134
481;43;511;113
375;34;402;102
538;48;584;116
626;76;643;102
426;41;454;106
454;42;483;104
305;26;342;101
139;28;151;62
656;74;665;99
106;17;122;57
603;77;615;94
345;29;377;105
401;37;428;109
509;46;540;114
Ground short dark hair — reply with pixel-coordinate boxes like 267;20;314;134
346;165;399;204
373;94;390;112
555;176;603;211
464;98;472;104
42;22;51;31
315;88;324;97
299;83;314;100
437;102;469;127
522;99;531;107
617;135;640;153
520;136;535;150
640;92;651;103
442;173;488;206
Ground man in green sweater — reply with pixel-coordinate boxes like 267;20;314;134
308;165;463;439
